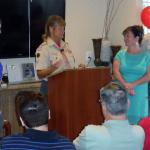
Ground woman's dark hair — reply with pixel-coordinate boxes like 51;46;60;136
122;25;144;45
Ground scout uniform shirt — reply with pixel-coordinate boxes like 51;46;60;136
35;38;75;81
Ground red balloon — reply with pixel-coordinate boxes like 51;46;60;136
141;6;150;29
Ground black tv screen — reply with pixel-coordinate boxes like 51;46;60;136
0;0;65;58
0;0;29;58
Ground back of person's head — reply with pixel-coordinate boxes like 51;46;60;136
15;91;48;128
100;82;128;116
122;25;144;45
42;15;66;41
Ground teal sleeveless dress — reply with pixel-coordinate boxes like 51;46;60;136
115;49;150;124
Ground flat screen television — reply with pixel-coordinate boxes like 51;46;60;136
0;0;65;58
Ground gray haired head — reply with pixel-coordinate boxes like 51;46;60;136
100;82;128;116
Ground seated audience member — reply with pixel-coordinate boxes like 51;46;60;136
1;91;75;150
73;82;145;150
139;117;150;150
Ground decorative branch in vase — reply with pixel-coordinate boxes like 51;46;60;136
102;0;125;40
100;0;124;66
93;0;124;66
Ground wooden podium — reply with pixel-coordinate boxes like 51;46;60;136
48;67;111;140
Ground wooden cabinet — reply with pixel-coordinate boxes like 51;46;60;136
0;82;40;135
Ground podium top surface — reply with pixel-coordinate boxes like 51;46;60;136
48;66;110;78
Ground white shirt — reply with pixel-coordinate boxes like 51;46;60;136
35;38;75;80
73;120;145;150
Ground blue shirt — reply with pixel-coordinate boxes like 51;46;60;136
0;62;3;81
1;129;75;150
73;120;145;150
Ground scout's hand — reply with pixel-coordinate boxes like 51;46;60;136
78;64;86;69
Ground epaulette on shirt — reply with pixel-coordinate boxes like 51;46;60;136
36;42;47;59
37;42;47;51
41;42;47;46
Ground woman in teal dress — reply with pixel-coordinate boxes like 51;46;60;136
113;25;150;124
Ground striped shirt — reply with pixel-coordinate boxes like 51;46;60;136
1;129;75;150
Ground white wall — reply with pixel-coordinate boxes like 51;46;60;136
65;0;143;63
109;0;143;47
65;0;107;64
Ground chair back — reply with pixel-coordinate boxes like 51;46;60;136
3;120;11;136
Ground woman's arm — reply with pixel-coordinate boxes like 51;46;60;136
132;66;150;87
37;65;57;79
113;60;126;87
113;60;135;95
37;59;64;78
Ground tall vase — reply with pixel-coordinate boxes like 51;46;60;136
100;39;112;66
92;38;102;66
111;45;121;58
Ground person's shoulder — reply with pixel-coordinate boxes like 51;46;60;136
36;42;48;53
62;41;69;49
132;124;144;132
142;51;150;63
52;131;73;143
144;50;150;57
131;125;145;139
56;133;72;141
2;133;27;141
80;124;111;146
142;50;150;54
86;124;107;130
52;132;75;149
84;124;110;137
114;48;126;59
117;49;126;55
